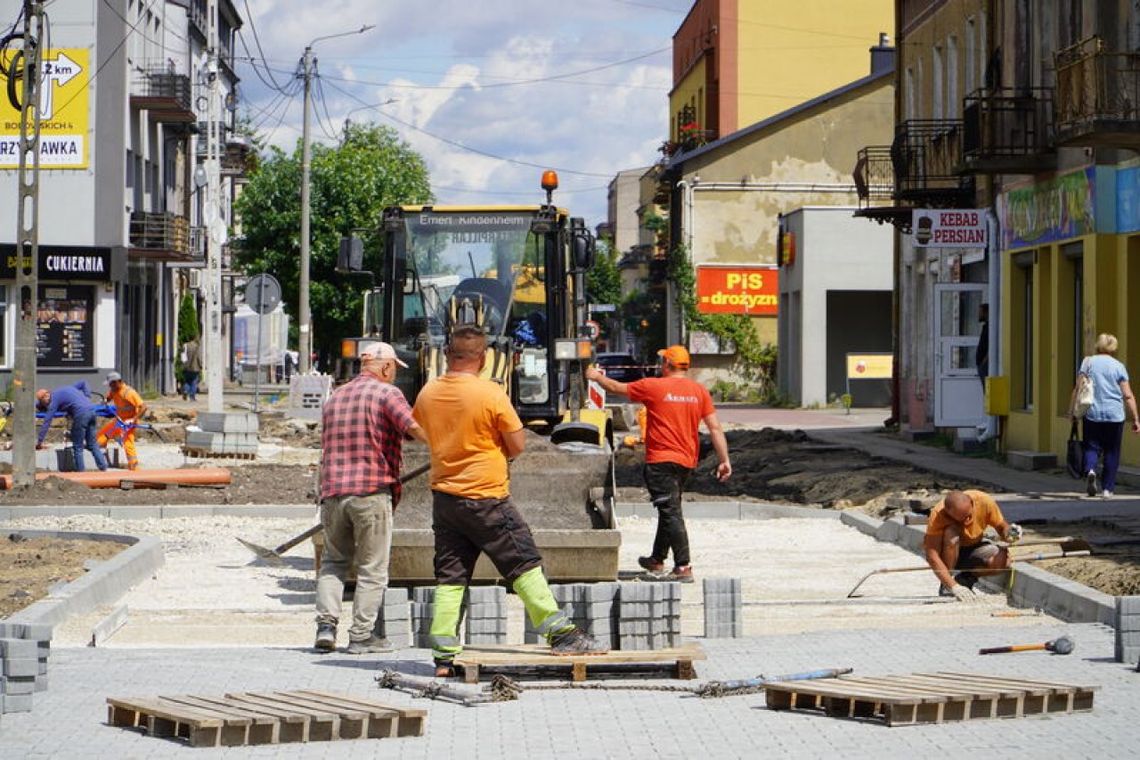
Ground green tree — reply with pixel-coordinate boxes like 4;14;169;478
233;123;432;362
586;238;622;307
177;291;200;344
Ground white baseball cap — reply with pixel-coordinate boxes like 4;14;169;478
358;341;408;368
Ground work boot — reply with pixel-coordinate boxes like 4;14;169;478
434;658;457;678
638;555;665;573
344;635;391;654
314;623;336;653
550;627;609;656
667;565;694;584
1087;470;1098;497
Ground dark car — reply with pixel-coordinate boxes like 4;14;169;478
595;352;648;384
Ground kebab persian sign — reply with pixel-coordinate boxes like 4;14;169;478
911;209;987;248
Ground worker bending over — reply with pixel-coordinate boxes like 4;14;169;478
923;489;1022;602
413;326;608;677
97;371;146;470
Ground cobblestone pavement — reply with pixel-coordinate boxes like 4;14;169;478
0;622;1133;758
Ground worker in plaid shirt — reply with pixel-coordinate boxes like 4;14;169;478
315;341;427;654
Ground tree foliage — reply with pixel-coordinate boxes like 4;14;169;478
233;123;432;362
586;237;622;308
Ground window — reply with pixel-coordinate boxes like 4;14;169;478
905;68;915;119
947;35;959;117
965;18;977;95
1011;252;1034;409
978;12;987;88
932;45;943;119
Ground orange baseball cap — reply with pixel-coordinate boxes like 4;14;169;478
657;344;690;368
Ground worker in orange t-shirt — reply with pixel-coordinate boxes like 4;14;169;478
924;489;1021;602
97;371;147;470
587;344;731;583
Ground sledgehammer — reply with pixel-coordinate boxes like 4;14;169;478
979;634;1075;656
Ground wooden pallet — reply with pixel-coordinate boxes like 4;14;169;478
106;689;426;747
764;671;1098;727
452;642;705;684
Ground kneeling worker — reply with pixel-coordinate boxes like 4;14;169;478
413;326;608;677
923;489;1022;602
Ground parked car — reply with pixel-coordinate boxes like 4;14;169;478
595;352;648;383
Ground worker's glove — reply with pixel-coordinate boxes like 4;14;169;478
951;584;979;604
1007;523;1023;544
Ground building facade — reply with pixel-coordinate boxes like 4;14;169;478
0;0;244;394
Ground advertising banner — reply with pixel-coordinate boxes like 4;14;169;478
36;284;93;367
911;209;987;247
998;167;1096;248
0;48;90;169
696;265;778;315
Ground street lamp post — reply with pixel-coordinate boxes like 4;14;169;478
297;25;374;374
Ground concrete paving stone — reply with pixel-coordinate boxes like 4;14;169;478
1117;596;1140;616
583;582;619;602
0;640;37;659
1;659;38;678
382;587;410;605
467;587;505;604
412;587;434;603
32;677;46;693
1;693;32;713
2;677;35;696
0;624;24;638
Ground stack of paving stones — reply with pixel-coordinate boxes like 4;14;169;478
1115;595;1140;665
411;587;435;649
186;412;260;455
0;623;51;715
464;586;508;645
525;583;678;650
703;577;743;638
618;583;681;651
373;587;411;649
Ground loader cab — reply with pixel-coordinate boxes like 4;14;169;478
377;204;578;422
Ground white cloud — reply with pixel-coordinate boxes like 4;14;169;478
238;0;689;225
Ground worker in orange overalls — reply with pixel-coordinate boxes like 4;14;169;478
97;371;147;470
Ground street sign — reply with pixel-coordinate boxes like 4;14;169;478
245;273;281;315
590;303;616;313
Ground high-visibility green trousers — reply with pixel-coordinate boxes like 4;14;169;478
429;567;574;662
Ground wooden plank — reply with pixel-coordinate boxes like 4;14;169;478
933;671;1100;692
225;693;338;742
453;642;705;666
765;680;922;705
106;696;225;729
159;696;277;745
291;691;405;739
195;695;310;744
262;692;369;740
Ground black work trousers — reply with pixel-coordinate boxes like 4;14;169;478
432;491;543;585
644;461;692;567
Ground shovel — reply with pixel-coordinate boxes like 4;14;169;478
845;544;1092;598
236;462;430;565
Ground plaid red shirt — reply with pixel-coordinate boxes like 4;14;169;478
319;373;416;502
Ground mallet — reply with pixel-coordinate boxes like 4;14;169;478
978;634;1075;656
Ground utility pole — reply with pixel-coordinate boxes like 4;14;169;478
298;45;313;373
297;26;373;374
12;1;46;488
203;0;225;412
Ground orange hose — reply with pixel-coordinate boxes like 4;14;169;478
0;467;232;490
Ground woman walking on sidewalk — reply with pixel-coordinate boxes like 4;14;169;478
1070;333;1140;498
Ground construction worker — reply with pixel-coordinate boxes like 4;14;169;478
413;325;608;677
97;371;146;470
923;489;1023;602
315;341;427;654
587;344;731;582
35;381;108;472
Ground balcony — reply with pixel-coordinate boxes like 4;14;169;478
960;88;1056;174
128;212;192;260
1055;36;1140;147
892;120;974;204
131;66;195;123
196;124;255;177
853;145;911;228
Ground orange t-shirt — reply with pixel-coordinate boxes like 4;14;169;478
626;375;715;469
411;374;523;499
925;490;1005;546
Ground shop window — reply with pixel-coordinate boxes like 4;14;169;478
1011;252;1034;410
1057;243;1083;410
0;285;6;367
1128;236;1140;370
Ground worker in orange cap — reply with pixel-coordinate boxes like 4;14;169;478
97;371;147;470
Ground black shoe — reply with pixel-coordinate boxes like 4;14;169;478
638;556;665;573
549;627;609;656
434;658;456;678
938;584;954;597
1087;470;1098;497
314;623;336;652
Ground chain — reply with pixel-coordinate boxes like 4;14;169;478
694;682;766;698
485;674;698;700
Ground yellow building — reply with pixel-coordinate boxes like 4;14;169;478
669;0;893;145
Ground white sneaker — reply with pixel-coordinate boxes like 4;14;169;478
1103;490;1114;499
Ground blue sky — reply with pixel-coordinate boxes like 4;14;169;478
237;0;693;227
